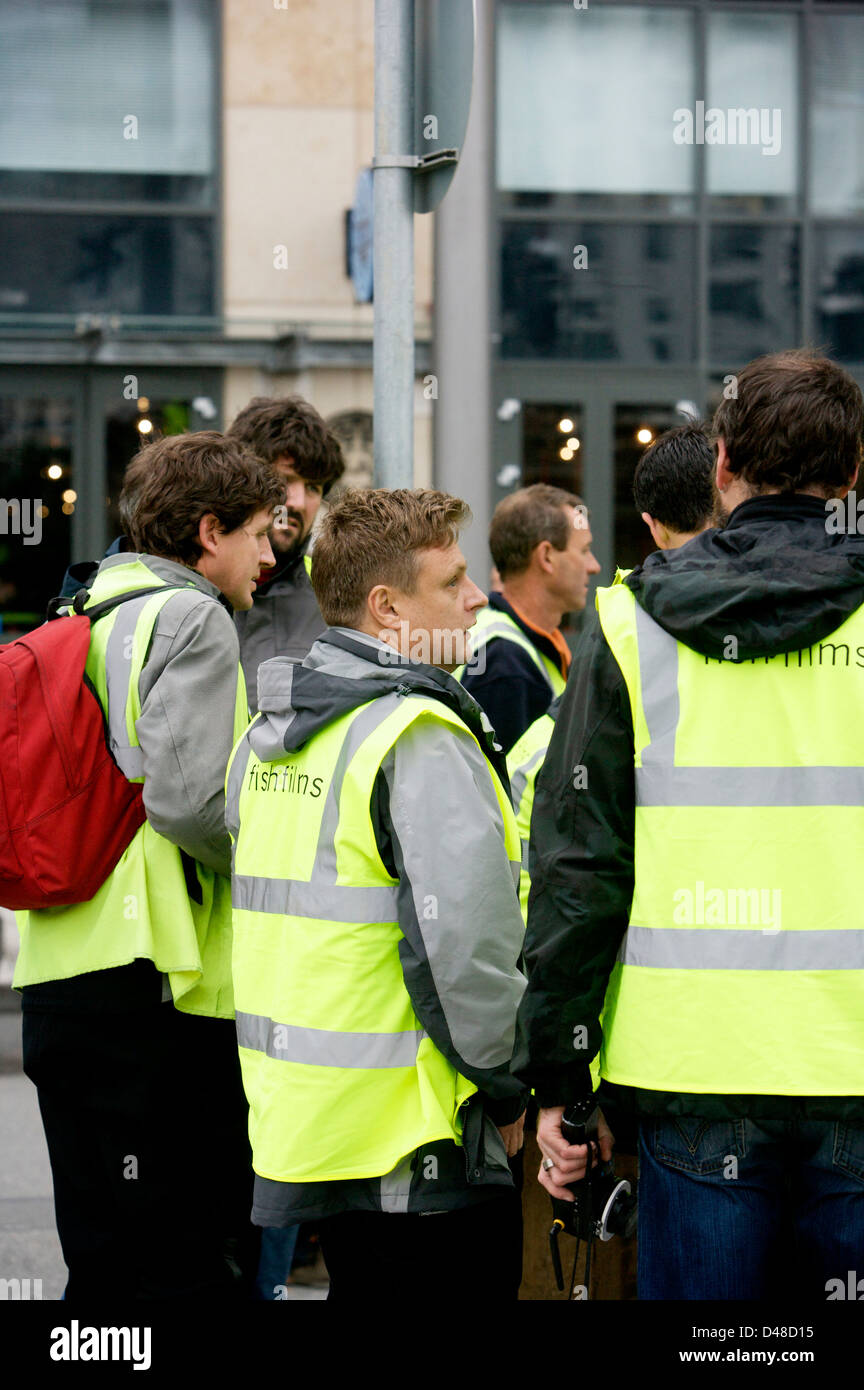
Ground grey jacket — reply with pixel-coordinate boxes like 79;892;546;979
240;628;527;1223
234;547;325;715
100;552;243;879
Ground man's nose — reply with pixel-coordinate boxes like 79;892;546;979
284;480;306;509
588;553;602;575
465;579;488;610
260;536;276;569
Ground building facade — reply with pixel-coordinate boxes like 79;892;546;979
487;0;864;575
0;0;433;631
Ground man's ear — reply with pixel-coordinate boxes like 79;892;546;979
534;539;555;574
366;583;402;632
197;512;222;557
715;437;734;492
642;512;666;550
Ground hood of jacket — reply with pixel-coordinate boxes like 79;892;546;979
251;626;511;787
624;494;864;661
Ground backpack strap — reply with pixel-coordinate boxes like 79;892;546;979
59;585;191;623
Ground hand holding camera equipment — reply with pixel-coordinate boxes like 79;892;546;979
547;1097;637;1299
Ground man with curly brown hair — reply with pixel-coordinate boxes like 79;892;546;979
227;395;345;712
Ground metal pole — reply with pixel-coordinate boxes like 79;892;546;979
432;0;493;585
374;0;415;489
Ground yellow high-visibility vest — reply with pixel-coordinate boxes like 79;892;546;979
596;581;864;1095
226;691;522;1182
455;606;566;695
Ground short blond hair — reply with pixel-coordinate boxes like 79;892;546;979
311;487;470;626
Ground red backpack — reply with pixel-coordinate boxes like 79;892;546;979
0;586;173;910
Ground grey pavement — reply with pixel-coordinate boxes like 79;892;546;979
0;1007;66;1300
0;997;326;1301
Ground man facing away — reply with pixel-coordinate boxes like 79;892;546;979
227;395;345;711
633;422;715;553
227;488;528;1301
508;430;713;919
458;484;601;753
16;432;283;1300
518;349;864;1300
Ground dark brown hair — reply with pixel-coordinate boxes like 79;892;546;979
120;432;285;564
311;488;470;626
490;483;586;579
712;349;864;495
227;395;345;495
633;424;715;533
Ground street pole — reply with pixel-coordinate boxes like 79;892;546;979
433;0;493;586
374;0;415;489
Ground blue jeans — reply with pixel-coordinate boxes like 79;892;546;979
255;1226;300;1301
638;1117;864;1300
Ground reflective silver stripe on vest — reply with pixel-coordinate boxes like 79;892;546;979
634;601;679;766
102;593;166;779
232;874;399;922
510;745;546;813
314;694;405;881
621;924;864;971
379;1153;414;1213
236;1011;426;1068
521;839;530;871
636;764;864;807
474;620;554;689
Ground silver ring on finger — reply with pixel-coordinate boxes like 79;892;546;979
542;1157;555;1171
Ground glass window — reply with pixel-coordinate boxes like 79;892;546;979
105;399;192;537
706;12;798;213
814;226;864;362
0;214;214;316
811;17;864;217
615;404;681;574
520;404;584;494
708;225;800;367
0;0;215;184
0;394;75;635
501;221;697;363
497;5;695;208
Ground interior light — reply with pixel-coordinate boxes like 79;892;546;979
557;417;575;434
62;502;75;516
137;396;150;411
137;418;153;434
47;463;63;480
636;428;654;445
559;447;574;462
567;437;580;451
62;489;77;504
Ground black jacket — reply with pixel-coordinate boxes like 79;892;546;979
460;592;567;753
516;494;864;1121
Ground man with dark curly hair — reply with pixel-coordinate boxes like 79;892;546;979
227;395;345;712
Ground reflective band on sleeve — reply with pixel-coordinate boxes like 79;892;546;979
236;1011;426;1068
622;924;864;970
510;745;546;812
634;602;679;765
379;1153;414;1213
637;764;864;807
233;874;399;922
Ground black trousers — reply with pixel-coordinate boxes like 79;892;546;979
22;968;259;1301
318;1192;523;1303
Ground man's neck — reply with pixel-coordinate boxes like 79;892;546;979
499;578;562;635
